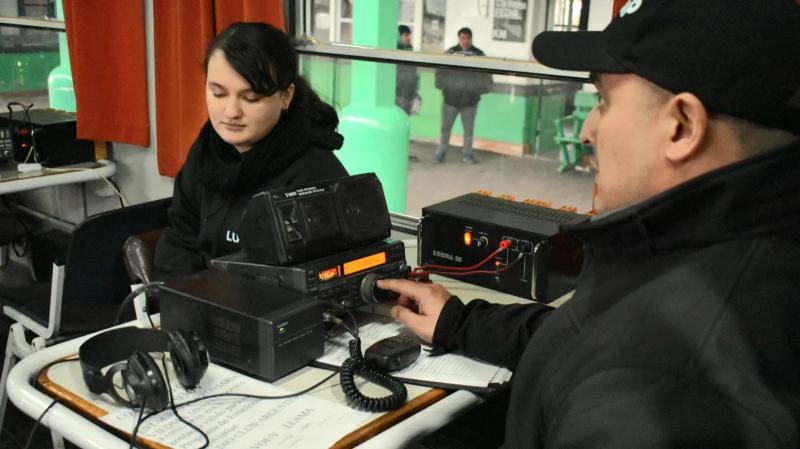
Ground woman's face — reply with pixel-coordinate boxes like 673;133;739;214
205;50;295;153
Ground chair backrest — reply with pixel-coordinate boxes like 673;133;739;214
573;91;599;117
60;198;172;307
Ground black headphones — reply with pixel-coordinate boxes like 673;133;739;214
79;327;209;411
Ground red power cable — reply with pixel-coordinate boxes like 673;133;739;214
409;240;516;278
415;239;512;272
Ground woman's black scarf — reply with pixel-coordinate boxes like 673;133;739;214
195;108;343;193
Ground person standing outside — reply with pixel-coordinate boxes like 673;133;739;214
395;25;419;115
434;27;492;164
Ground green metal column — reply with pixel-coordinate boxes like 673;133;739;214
48;0;76;111
337;0;409;213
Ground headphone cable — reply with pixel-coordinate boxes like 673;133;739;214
135;369;340;442
158;355;209;449
129;399;146;449
23;358;82;449
22;399;57;449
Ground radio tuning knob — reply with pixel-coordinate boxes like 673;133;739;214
360;273;400;303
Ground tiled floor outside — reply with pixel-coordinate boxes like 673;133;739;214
406;140;595;217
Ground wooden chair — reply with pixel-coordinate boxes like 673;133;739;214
0;197;171;431
553;91;598;172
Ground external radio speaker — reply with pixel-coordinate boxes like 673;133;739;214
239;173;391;266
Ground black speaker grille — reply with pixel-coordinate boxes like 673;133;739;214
211;316;241;357
460;196;577;224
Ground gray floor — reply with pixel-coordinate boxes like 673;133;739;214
406;140;595;217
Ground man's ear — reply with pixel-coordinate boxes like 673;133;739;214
665;92;708;163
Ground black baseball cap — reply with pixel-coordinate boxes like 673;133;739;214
532;0;800;134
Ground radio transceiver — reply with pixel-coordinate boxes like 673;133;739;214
212;239;407;309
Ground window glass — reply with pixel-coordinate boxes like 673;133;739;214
421;0;446;52
549;0;584;31
399;0;415;23
309;0;332;42
340;0;353;18
0;24;62;110
303;0;590;61
0;0;68;111
300;54;595;217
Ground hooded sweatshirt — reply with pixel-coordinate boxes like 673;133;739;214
154;108;347;278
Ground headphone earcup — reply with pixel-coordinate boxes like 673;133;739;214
124;351;168;411
167;330;209;388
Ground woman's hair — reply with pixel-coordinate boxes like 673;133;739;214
204;22;338;129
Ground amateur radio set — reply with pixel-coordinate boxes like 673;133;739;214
0;106;95;167
212;238;407;309
239;172;391;265
222;172;406;308
159;173;405;381
419;193;587;302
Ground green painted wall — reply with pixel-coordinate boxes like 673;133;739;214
301;57;352;112
302;59;569;155
49;0;76;111
0;52;59;93
335;0;410;213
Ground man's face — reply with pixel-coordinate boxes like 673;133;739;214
458;32;472;49
580;73;672;212
400;32;412;46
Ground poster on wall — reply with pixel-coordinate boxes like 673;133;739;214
422;0;447;52
492;0;528;42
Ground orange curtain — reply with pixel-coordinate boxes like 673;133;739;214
62;0;149;147
153;0;285;177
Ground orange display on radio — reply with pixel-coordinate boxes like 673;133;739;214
343;252;387;276
318;266;340;281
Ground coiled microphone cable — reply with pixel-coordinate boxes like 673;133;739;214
339;338;407;412
324;310;408;412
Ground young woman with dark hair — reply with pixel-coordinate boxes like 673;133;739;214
154;22;348;278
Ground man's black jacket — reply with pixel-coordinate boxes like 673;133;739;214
434;141;800;448
435;45;493;107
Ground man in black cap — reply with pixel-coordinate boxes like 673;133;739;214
380;0;800;447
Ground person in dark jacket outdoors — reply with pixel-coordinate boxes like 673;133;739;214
381;1;800;448
154;23;347;278
396;25;419;115
434;27;493;164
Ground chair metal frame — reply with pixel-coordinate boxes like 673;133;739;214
553;91;598;172
0;198;171;436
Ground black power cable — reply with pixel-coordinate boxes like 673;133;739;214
114;282;162;328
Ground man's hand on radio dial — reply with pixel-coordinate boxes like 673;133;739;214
378;279;451;343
